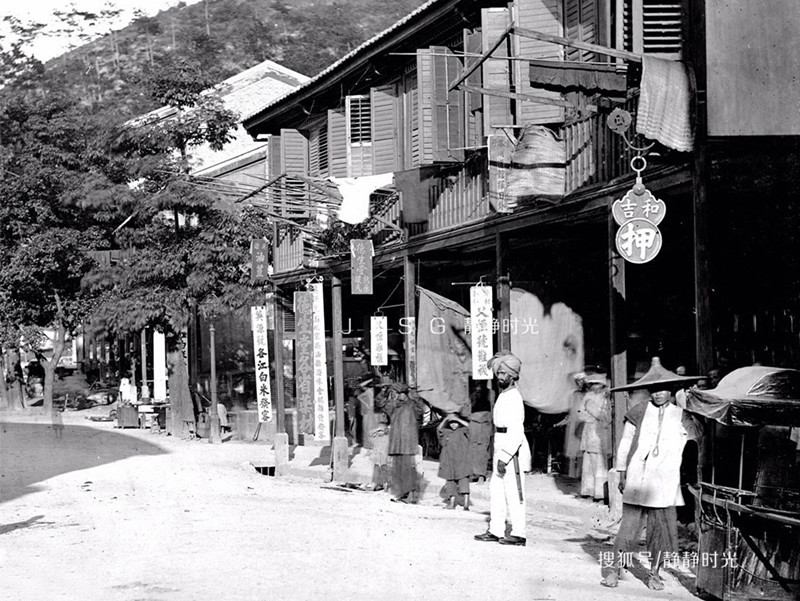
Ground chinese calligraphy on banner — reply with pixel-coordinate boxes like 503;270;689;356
310;283;330;442
350;239;374;295
371;315;388;366
251;239;269;283
406;316;417;387
470;286;494;380
250;306;273;423
611;172;666;264
293;291;315;436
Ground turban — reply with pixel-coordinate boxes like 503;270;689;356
487;351;522;378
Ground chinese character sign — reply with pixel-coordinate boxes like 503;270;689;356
293;291;315;436
251;239;269;283
250;306;273;423
470;286;494;380
310;283;330;442
371;316;388;366
406;316;417;388
350;239;374;295
612;172;666;264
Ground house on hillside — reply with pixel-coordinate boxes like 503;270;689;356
83;59;308;438
239;0;800;461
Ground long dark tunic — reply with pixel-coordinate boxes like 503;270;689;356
438;425;471;481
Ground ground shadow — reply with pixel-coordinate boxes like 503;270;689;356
0;421;168;505
0;514;46;535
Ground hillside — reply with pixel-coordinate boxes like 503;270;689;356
39;0;428;120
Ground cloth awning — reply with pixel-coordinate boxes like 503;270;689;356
528;59;627;92
685;366;800;427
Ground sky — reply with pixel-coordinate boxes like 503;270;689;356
1;0;201;62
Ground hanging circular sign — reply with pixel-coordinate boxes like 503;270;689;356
615;219;663;264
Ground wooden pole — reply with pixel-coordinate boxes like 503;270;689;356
272;286;286;435
331;277;345;438
140;329;149;399
609;206;628;451
403;257;417;387
513;26;642;62
207;323;221;443
496;232;511;351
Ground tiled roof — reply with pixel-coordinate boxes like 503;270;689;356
241;0;443;122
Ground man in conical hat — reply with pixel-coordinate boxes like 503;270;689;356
474;351;531;546
601;357;703;591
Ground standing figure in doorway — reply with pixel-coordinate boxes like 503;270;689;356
437;413;471;510
600;357;703;591
474;351;531;546
378;383;425;504
576;372;611;501
468;379;493;482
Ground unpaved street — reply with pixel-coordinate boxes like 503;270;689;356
1;411;701;601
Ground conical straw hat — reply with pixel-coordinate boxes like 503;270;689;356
610;357;704;392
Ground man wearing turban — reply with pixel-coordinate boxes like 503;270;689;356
474;351;531;546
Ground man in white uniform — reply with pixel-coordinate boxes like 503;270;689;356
474;351;531;546
601;357;703;590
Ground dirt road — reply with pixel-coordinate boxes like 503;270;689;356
1;411;701;601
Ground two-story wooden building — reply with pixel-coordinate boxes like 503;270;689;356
241;0;800;449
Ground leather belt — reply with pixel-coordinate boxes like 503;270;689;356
495;426;508;433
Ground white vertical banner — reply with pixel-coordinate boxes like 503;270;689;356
251;306;273;423
371;315;388;366
310;283;330;442
153;331;168;401
470;285;494;380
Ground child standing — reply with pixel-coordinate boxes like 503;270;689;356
367;412;390;491
437;414;471;510
51;405;64;440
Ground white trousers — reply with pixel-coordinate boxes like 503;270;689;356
488;456;527;538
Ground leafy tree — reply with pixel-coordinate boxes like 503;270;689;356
0;80;124;411
88;61;268;434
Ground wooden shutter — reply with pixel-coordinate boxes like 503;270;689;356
307;117;328;177
401;67;420;169
464;29;484;148
327;108;347;177
430;46;465;162
564;0;597;61
481;8;513;134
371;83;399;174
416;49;435;164
280;128;309;218
514;0;564;124
346;95;373;177
618;0;682;59
268;135;282;211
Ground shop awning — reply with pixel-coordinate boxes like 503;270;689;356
685;366;800;427
528;59;627;92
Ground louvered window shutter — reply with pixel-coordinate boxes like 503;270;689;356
280;128;309;218
416;49;435;165
565;0;597;61
371;83;399;174
481;8;513;135
346;95;373;177
328;109;347;177
430;46;465;162
307;117;328;178
514;0;564;125
401;67;419;169
618;0;682;59
463;29;484;148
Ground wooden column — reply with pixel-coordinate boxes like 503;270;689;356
608;207;628;450
689;0;713;375
403;257;418;388
331;277;345;438
140;329;149;398
272;286;286;434
496;232;511;351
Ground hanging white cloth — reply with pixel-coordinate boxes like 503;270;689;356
636;56;694;152
329;173;395;224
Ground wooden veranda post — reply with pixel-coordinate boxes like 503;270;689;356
496;232;511;352
140;329;149;399
272;286;286;435
608;206;628;451
207;323;221;444
404;257;417;388
331;277;345;437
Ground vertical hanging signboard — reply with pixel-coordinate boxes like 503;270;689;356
371;315;388;366
251;239;269;283
294;291;315;436
310;282;330;442
350;239;374;295
251;306;273;423
488;134;513;214
470;285;494;380
406;316;417;388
